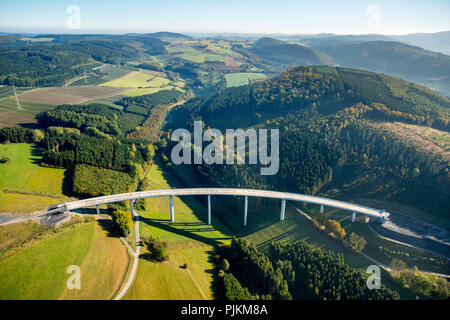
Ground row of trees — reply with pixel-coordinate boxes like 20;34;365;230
0;127;44;144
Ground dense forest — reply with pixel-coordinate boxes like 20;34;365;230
164;66;450;219
216;238;399;300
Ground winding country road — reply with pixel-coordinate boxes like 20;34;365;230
114;210;141;300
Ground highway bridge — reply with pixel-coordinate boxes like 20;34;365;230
48;188;391;225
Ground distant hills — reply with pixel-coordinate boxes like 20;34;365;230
390;31;450;55
312;40;450;95
249;36;450;96
142;32;191;39
249;37;332;66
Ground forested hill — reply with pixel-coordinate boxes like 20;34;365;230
166;66;450;221
142;32;191;39
250;37;333;66
311;41;450;95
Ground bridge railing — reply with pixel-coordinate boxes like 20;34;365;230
54;188;390;225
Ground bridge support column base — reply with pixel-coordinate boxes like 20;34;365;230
170;196;174;222
351;211;356;223
244;196;248;226
96;205;100;215
130;200;135;218
280;199;286;221
320;205;324;214
208;195;211;225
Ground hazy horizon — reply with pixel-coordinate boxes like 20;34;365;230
1;0;449;35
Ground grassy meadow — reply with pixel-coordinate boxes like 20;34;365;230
0;143;70;213
0;220;129;300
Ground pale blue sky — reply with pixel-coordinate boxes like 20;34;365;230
0;0;448;35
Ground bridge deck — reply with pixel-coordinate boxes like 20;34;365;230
58;188;390;220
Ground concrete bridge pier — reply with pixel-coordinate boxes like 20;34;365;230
320;205;324;213
244;196;248;226
170;196;174;222
280;199;286;221
208;195;211;225
130;200;135;218
96;205;100;215
352;211;356;222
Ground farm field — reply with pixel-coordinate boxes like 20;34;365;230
101;71;170;88
101;70;184;97
224;72;267;87
68;65;132;87
81;94;126;109
0;219;129;300
0;98;53;128
16;86;128;105
166;40;246;70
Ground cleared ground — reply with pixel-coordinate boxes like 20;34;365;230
369;121;450;162
101;70;183;97
102;71;171;88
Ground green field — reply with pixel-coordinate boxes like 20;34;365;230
225;72;267;87
0;143;66;195
139;164;232;244
0;220;129;300
100;70;183;97
0;143;69;213
124;163;232;299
